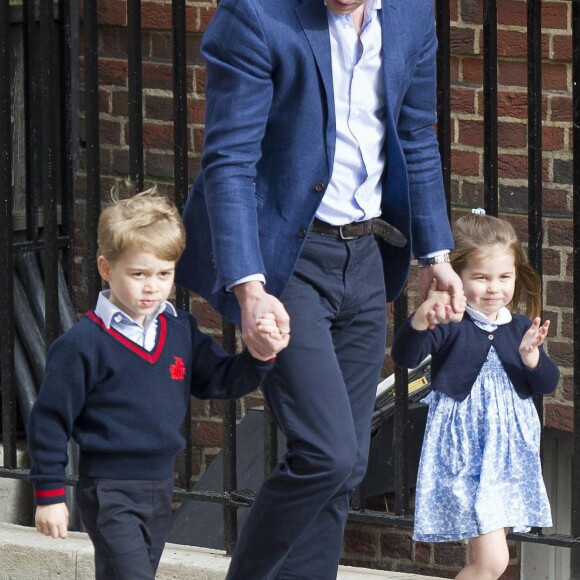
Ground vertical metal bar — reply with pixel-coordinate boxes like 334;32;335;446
527;0;542;277
572;0;580;575
263;405;278;479
483;0;498;216
222;320;238;554
394;295;409;515
127;0;144;191
23;0;40;239
436;0;451;216
58;0;79;288
0;0;17;469
172;0;189;314
39;0;59;347
84;0;101;306
172;0;192;489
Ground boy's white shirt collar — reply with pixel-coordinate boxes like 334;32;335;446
466;304;512;326
95;289;177;329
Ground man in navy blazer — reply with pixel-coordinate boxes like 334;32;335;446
176;0;464;578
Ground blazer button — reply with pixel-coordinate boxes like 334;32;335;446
298;228;306;238
314;182;326;193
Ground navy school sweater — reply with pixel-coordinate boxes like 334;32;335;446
27;310;273;505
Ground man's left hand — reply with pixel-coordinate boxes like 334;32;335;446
417;262;465;323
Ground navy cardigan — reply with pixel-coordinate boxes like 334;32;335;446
391;312;559;402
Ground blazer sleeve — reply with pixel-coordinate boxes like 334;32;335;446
200;0;274;290
397;4;453;256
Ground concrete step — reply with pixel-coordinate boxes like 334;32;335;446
0;523;447;580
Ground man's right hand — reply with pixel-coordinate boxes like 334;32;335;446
35;503;69;539
234;281;290;360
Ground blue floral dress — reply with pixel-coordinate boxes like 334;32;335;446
412;307;553;542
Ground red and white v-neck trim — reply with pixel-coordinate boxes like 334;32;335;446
86;311;167;363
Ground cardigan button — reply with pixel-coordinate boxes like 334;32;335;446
488;334;494;340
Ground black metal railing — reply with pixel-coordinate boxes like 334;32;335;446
2;0;580;574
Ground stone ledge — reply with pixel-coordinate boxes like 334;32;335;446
0;523;445;580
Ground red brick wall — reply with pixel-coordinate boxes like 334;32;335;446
81;0;574;575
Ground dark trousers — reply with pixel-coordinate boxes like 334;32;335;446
76;476;174;580
227;232;387;580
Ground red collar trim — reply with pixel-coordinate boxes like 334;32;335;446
86;311;167;363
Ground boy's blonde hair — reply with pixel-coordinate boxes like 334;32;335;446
97;182;186;263
451;213;542;319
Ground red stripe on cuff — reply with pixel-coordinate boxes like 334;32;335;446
35;488;66;498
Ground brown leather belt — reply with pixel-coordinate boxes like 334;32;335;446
311;218;407;247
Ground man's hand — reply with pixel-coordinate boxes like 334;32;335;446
234;281;290;360
418;261;465;323
35;503;69;539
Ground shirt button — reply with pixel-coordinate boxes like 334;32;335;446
314;182;326;192
298;228;306;238
488;334;494;340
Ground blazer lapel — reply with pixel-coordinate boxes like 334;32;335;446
295;0;335;125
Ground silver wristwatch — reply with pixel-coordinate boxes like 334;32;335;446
417;253;450;267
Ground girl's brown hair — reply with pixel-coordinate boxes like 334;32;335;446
97;181;186;263
450;213;541;318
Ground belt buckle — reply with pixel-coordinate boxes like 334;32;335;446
338;224;357;240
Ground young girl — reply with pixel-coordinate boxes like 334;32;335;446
391;210;559;580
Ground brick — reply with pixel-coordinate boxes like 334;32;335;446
498;154;527;180
498;61;527;87
450;57;460;83
450;25;477;55
149;31;173;60
460;0;483;25
561;376;573;402
99;27;124;58
547;218;573;247
542;248;561;276
550;95;572;122
553;158;572;185
543;63;569;91
552;33;572;62
544;402;573;432
496;90;528;119
457;119;483;147
142;62;178;91
98;58;129;87
97;0;127;27
450;86;477;114
111;148;130;174
451;149;480;176
548;340;573;369
461;57;483;84
497;30;527;58
194;66;207;96
199;7;217;32
145;95;174;122
499;122;527;148
546;281;572;307
142;2;173;30
433;541;466;566
497;0;527;27
542;2;569;31
460;180;484;207
413;541;432;564
498;185;528;213
111;90;129;117
191;420;224;447
542;126;565;151
343;527;379;558
143;122;174;149
380;532;412;560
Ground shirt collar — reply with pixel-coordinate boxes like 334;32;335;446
466;305;512;326
94;289;177;329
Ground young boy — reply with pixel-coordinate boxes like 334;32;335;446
27;186;288;579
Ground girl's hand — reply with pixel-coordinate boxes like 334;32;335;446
519;317;550;368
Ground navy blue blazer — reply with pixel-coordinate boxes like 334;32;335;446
391;312;560;401
176;0;454;324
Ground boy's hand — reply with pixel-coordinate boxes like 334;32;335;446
411;278;465;331
35;503;69;539
519;317;550;369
